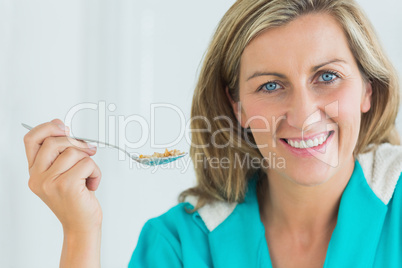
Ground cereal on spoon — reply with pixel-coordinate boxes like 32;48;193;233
139;148;184;159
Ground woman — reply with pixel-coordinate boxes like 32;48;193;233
24;0;402;267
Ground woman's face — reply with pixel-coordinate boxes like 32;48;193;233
234;13;372;186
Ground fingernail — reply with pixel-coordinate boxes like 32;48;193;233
88;142;97;150
57;124;66;131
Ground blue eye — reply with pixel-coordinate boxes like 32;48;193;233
318;72;338;83
260;82;281;92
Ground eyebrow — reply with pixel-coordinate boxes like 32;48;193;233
246;58;347;81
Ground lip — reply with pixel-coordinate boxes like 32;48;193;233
281;131;330;142
279;130;335;157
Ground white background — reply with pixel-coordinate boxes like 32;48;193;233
1;0;401;267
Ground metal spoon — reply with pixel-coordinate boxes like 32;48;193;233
21;123;188;166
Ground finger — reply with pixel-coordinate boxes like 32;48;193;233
50;118;65;126
57;157;102;192
45;147;91;179
23;120;70;169
29;149;92;196
34;136;97;173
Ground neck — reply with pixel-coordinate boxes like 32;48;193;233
259;157;355;241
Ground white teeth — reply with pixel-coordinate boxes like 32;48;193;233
299;141;304;148
286;132;331;149
294;141;300;148
301;140;307;148
307;140;313;147
313;138;319;146
318;137;324;145
289;140;294;147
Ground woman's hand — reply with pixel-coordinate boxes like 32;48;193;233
24;118;102;267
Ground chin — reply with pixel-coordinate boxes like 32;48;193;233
280;160;336;187
288;174;331;187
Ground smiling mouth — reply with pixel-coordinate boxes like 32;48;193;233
281;131;334;149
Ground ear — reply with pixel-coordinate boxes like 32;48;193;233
225;87;247;128
361;80;372;113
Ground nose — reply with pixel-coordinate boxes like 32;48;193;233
285;86;323;131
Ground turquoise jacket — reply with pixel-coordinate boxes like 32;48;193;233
129;153;402;267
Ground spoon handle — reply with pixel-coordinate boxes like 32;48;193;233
21;123;132;158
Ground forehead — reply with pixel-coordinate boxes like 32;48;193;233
240;13;355;76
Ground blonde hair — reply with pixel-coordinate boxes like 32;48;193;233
179;0;400;211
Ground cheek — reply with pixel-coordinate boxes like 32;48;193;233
242;99;274;129
335;85;363;123
241;98;282;147
332;85;364;151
